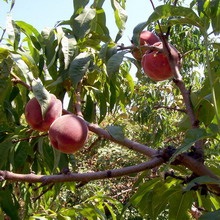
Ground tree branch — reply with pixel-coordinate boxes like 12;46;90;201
177;154;220;194
86;122;157;158
0;157;164;184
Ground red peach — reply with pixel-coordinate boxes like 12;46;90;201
25;94;62;132
141;42;181;81
48;114;88;154
132;30;160;61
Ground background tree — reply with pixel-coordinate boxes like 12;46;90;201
0;0;220;219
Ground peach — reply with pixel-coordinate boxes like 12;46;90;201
48;114;88;154
132;30;160;61
141;42;181;81
25;94;62;132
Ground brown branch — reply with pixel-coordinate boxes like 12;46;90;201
0;157;164;184
10;72;32;91
177;154;220;194
11;133;48;143
87;122;157;158
148;0;204;154
117;44;164;53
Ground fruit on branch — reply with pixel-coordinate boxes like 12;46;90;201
25;94;62;132
48;114;88;154
132;30;160;61
141;42;181;81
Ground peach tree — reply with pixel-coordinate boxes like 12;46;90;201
0;0;220;219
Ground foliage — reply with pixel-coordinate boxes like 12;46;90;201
0;0;220;219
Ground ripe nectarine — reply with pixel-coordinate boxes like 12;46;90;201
25;94;62;132
48;114;88;154
132;30;160;61
141;42;181;81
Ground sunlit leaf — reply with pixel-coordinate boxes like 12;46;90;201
111;0;127;42
169;190;193;220
61;35;77;70
15;21;42;49
31;78;51;118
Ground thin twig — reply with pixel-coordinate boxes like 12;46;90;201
10;72;32;90
11;133;48;143
154;105;186;113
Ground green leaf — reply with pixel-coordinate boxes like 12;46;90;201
132;22;146;45
9;0;15;12
98;92;107;123
31;78;51;118
169;191;193;220
99;42;117;62
106;125;124;142
197;99;215;126
14;141;29;169
106;51;127;76
170;128;211;161
6;15;14;42
71;8;96;39
184;176;220;192
200;209;220;220
0;138;13;169
132;5;203;41
73;0;90;14
90;8;110;39
210;1;220;35
53;147;61;172
0;185;20;220
84;94;96;122
68;52;91;87
111;0;127;42
61;34;78;70
15;21;42;49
